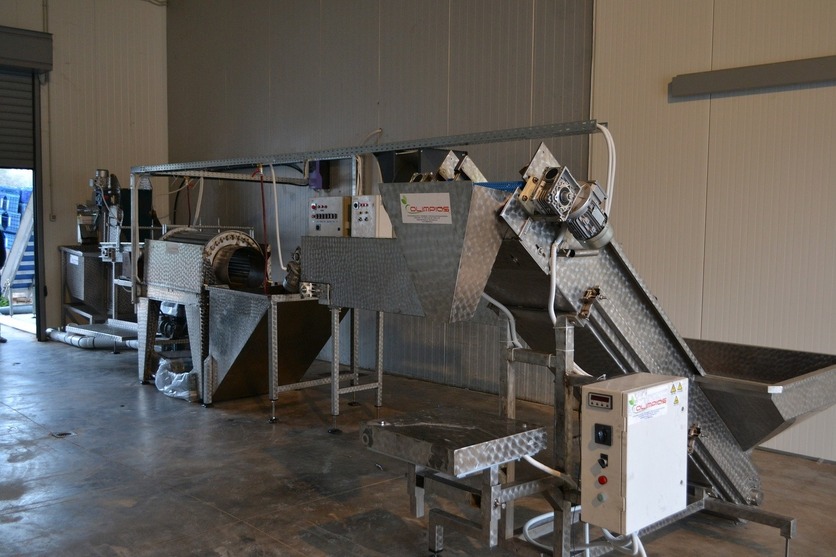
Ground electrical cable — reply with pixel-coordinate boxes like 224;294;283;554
254;167;270;293
268;164;287;271
522;455;577;490
186;180;192;225
171;177;184;224
596;123;617;215
480;292;522;348
572;529;647;557
521;506;586;554
361;127;383;145
192;176;205;225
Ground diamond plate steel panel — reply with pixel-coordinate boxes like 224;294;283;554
690;339;836;450
145;240;205;292
451;187;510;322
379;182;506;323
301;236;424;315
361;409;547;478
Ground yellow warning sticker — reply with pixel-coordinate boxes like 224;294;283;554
674;396;680;405
670;385;676;394
677;383;683;392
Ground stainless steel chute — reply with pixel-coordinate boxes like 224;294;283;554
204;287;333;402
689;339;836;451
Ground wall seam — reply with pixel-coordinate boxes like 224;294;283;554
699;0;716;340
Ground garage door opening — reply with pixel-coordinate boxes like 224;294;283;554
0;167;35;334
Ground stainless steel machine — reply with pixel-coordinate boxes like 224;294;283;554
137;227;269;403
128;123;836;556
346;143;836;556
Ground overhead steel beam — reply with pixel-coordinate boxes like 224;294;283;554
131;120;598;174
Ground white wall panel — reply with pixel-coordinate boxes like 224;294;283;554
593;0;836;460
532;0;593;175
590;1;713;338
703;1;836;460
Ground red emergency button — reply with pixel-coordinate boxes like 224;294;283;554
597;475;608;485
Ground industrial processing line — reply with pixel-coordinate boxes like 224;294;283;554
129;123;836;555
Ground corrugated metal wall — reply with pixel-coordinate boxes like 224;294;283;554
0;0;168;326
166;0;593;404
591;0;836;460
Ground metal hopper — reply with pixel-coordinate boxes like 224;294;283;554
689;340;836;451
378;181;509;322
301;182;508;323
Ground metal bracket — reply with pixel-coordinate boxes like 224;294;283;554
579;286;603;319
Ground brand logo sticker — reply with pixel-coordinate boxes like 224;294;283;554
400;193;453;224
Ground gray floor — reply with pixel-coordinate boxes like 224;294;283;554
1;326;834;556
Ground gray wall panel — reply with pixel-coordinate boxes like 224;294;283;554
378;1;450;142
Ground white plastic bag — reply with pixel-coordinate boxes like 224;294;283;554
154;358;197;401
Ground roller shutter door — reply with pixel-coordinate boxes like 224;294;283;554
0;70;34;169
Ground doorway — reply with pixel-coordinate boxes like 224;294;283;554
0;168;35;334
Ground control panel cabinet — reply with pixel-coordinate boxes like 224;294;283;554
581;374;689;534
308;196;351;236
350;195;393;238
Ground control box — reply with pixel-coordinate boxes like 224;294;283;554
308;196;351;236
350;195;393;238
581;374;688;534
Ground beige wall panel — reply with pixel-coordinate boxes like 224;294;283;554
593;0;836;460
703;86;836;352
37;0;167;326
266;0;326;153
712;0;836;66
0;0;43;30
590;1;713;337
532;0;593;176
703;2;836;460
319;0;379;148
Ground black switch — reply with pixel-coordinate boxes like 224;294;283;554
594;424;612;446
598;453;609;469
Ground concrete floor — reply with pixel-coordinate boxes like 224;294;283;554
1;326;834;556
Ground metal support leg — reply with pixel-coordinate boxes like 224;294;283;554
554;316;576;557
137;297;161;384
328;306;342;434
349;308;361;406
551;497;573;557
408;464;425;517
184;301;208;405
553;315;574;473
375;311;384;414
203;356;216;408
267;297;279;423
481;466;502;548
